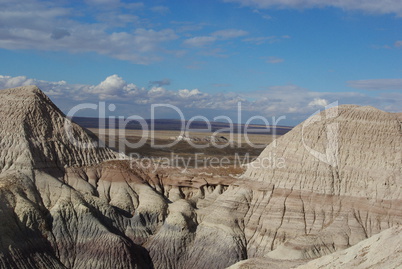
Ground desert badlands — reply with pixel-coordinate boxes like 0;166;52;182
0;85;401;269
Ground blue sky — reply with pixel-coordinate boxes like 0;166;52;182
0;0;401;125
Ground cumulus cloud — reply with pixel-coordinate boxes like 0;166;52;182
223;0;402;16
178;89;204;98
1;74;401;124
308;98;328;107
89;75;127;97
0;75;68;94
347;79;402;91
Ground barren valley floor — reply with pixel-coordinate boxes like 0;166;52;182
88;128;279;169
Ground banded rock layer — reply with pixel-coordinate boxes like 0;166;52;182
213;105;402;266
244;105;402;200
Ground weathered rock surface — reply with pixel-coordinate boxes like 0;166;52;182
0;86;401;269
237;105;402;260
0;86;153;268
295;225;402;269
0;86;116;172
228;225;402;269
245;105;402;199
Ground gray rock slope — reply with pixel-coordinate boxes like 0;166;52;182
0;86;116;172
0;86;401;269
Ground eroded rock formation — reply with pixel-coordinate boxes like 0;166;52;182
0;86;401;269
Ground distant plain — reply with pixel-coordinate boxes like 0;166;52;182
87;128;282;168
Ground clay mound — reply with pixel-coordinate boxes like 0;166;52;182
0;86;116;171
244;105;402;200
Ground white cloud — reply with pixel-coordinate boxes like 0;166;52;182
347;79;402;90
178;89;204;98
90;75;127;95
0;0;177;64
395;41;402;47
148;87;167;97
1;75;401;124
95;12;140;27
308;98;328;107
223;0;402;16
183;29;248;48
0;75;66;94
